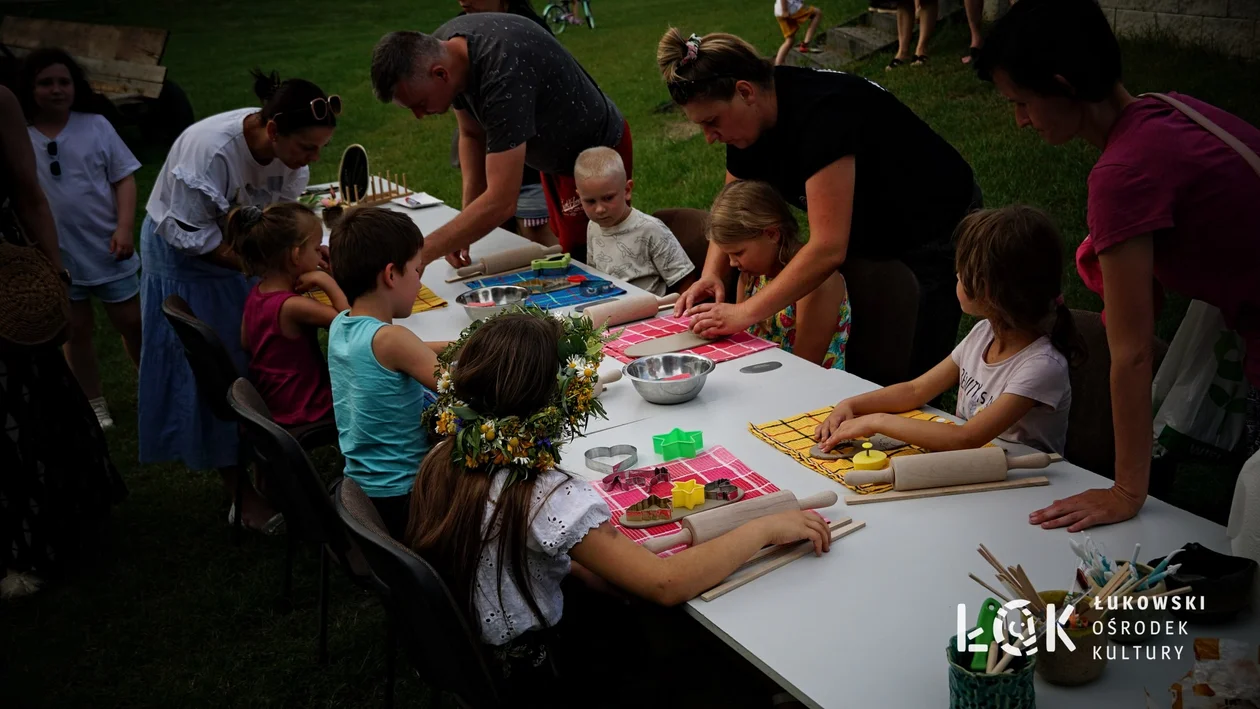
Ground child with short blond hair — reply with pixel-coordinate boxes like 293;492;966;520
574;146;694;297
328;207;447;538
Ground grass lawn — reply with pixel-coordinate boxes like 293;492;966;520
2;0;1256;706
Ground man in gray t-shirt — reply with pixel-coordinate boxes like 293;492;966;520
371;14;630;267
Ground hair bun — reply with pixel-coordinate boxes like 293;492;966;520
239;204;264;229
250;68;282;102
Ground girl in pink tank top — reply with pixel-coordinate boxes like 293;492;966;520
228;203;347;426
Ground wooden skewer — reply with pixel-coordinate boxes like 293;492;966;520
1146;586;1192;600
968;573;1012;603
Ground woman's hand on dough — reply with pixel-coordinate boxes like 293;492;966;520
673;275;726;316
817;413;881;452
686;302;753;338
1028;486;1144;532
754;510;832;556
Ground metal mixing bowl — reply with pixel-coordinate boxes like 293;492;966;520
622;353;716;405
455;286;530;321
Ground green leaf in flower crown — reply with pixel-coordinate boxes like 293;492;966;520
451;405;480;421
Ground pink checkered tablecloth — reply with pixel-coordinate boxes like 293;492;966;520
602;315;777;364
590;446;780;553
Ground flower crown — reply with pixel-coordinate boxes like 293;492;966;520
423;305;610;484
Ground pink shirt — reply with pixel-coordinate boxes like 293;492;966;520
242;287;334;427
1087;92;1260;384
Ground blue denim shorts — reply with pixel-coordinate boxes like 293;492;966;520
516;182;550;225
69;272;140;303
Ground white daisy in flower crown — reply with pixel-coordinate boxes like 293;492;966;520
421;304;613;485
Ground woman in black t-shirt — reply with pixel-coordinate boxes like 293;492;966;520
657;29;979;378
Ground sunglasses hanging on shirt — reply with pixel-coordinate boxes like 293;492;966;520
47;141;61;177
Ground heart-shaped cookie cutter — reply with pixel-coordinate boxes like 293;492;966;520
585;444;638;475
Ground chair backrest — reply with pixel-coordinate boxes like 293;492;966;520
161;295;240;423
333;477;501;708
652;207;739;303
841;258;920;385
1065;309;1169;479
227;378;350;554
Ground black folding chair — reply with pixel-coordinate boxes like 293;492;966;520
333;477;502;709
228;378;372;664
161;295;252;543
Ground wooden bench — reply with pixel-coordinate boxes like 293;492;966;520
1;17;168;101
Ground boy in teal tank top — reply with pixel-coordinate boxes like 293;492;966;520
328;208;449;539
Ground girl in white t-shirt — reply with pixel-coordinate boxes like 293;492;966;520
407;312;830;693
21;49;142;431
815;206;1085;455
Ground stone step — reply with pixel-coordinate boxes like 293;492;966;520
822;24;898;60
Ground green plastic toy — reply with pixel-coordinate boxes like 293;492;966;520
531;253;572;275
652;428;704;461
969;597;1002;671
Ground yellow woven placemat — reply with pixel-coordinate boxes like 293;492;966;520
748;408;950;494
305;284;447;314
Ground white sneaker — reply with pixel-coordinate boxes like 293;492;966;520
89;397;114;430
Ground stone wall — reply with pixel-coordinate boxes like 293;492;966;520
979;0;1258;58
1099;0;1258;58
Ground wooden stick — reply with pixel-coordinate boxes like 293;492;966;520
700;521;866;602
984;641;998;674
991;645;1017;674
968;573;1011;603
844;476;1049;504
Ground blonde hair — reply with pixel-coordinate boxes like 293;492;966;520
657;28;774;105
224;202;321;277
573;146;626;185
708;181;801;263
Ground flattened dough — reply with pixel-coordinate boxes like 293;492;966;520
623;331;713;357
809;434;909;460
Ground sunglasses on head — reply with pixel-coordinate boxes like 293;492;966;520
274;95;343;125
47;141;60;178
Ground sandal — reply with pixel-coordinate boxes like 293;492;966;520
912;54;929;66
961;46;981;65
228;503;287;536
885;57;907;71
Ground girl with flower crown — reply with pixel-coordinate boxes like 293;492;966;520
408;310;831;698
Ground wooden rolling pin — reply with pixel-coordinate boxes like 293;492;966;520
584;293;679;329
453;244;562;279
641;489;838;553
594;368;621;396
845;448;1061;491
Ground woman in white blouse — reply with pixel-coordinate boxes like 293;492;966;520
137;70;338;532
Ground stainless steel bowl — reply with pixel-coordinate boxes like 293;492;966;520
455;286;530;321
622;353;716;405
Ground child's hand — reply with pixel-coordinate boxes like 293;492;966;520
755;510;831;556
110;227;134;260
317;244;331;273
813;401;857;444
295;270;333;293
816;414;884;452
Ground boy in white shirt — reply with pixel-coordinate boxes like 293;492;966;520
774;0;823;66
574;147;695;297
